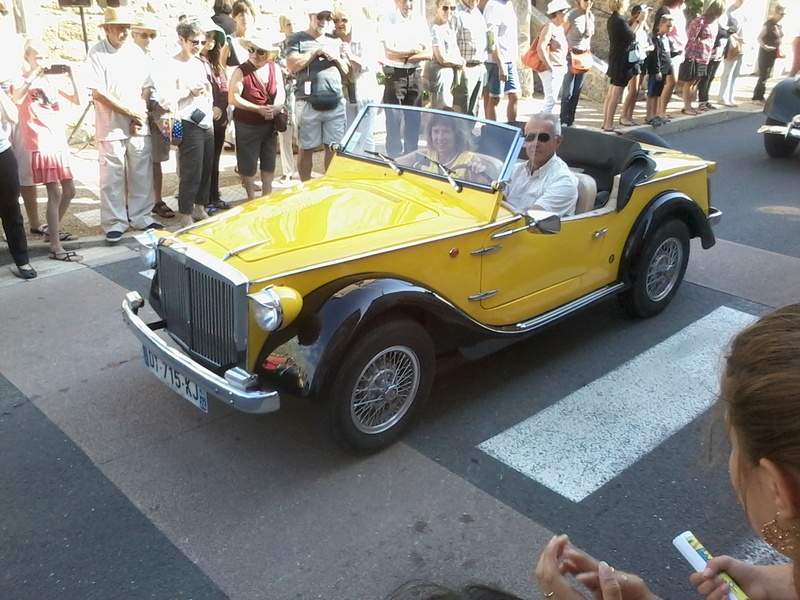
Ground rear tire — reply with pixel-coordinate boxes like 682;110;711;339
763;118;800;158
619;219;690;318
325;318;435;454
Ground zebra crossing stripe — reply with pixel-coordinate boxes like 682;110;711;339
477;306;758;503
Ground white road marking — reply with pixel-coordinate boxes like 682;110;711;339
478;306;758;502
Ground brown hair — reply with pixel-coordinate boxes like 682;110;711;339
723;304;800;474
702;0;724;21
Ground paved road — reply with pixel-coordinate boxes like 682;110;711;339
1;115;798;600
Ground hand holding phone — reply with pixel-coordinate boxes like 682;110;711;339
673;531;750;600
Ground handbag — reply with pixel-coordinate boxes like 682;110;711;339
725;36;741;60
678;58;699;81
627;41;646;64
570;51;593;74
273;109;288;132
522;36;547;73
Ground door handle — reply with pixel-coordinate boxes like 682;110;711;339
593;228;608;239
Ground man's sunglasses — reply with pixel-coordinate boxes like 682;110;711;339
442;5;457;10
185;38;203;46
525;132;552;143
135;31;157;39
247;47;271;56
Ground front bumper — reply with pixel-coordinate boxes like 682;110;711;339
708;207;722;226
122;291;280;414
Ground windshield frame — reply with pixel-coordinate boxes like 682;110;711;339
338;104;523;193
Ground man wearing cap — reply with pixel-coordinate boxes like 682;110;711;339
86;7;161;244
379;0;430;157
131;15;174;220
452;0;489;117
286;4;350;181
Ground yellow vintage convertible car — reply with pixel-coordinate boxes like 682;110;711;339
123;105;719;453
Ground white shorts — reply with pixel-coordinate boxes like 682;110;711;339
295;99;346;150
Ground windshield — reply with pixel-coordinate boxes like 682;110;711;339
340;105;521;190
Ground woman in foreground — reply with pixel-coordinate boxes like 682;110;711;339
536;303;800;600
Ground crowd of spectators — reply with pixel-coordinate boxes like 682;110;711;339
0;0;797;265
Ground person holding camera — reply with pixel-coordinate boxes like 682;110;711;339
12;39;82;262
172;18;215;227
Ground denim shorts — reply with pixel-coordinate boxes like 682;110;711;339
485;61;520;98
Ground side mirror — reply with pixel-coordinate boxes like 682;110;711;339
524;209;561;234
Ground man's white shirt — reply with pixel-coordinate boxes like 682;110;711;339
506;154;578;217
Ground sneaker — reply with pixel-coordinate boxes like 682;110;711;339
191;207;209;221
106;230;123;244
144;221;164;230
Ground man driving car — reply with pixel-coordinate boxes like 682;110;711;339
506;113;577;217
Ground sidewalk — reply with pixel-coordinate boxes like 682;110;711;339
4;74;777;262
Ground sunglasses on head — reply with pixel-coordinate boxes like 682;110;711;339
135;31;157;39
525;132;552;143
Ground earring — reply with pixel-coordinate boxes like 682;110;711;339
761;512;799;553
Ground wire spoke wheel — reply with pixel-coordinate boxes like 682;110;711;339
645;237;683;302
328;318;435;453
350;346;421;434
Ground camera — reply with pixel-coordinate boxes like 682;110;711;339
44;64;70;75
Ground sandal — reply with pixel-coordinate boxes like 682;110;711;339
29;225;48;235
45;230;79;242
601;126;623;135
681;108;698;116
152;201;175;219
48;250;83;262
619;119;639;126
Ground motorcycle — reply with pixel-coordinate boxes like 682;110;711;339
757;74;800;158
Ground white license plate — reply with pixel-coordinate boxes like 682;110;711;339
142;346;208;412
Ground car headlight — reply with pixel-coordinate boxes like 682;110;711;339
249;287;284;331
135;230;159;268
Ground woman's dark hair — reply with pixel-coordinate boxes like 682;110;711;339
385;581;524;600
213;0;232;14
231;0;255;18
202;33;225;76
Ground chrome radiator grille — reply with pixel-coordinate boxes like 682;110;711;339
158;248;239;366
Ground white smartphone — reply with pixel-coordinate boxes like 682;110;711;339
672;531;750;600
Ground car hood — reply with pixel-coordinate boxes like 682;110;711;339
173;178;489;265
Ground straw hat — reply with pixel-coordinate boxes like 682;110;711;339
132;13;161;33
546;0;571;14
98;7;135;27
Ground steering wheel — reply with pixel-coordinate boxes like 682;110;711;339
449;163;495;184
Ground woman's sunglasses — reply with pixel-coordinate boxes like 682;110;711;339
442;5;457;10
525;132;552;143
248;47;271;56
333;17;348;23
135;31;157;39
185;38;203;46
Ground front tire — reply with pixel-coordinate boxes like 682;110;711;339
764;117;800;158
619;219;690;318
326;318;435;454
